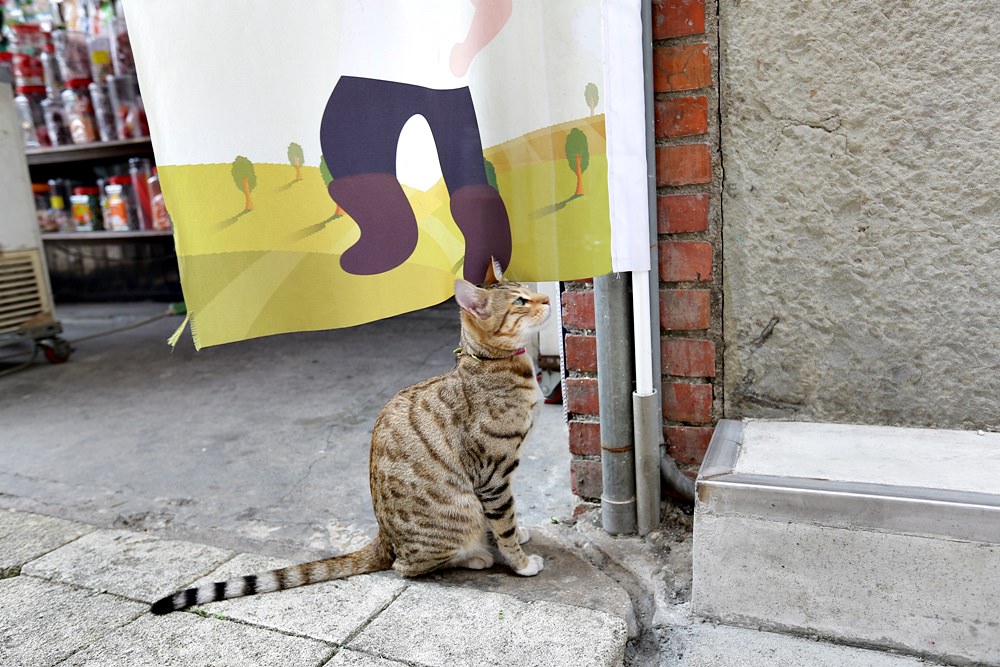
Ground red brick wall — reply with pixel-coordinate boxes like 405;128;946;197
562;0;721;503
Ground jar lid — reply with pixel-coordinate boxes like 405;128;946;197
108;175;131;185
73;186;100;195
106;183;123;193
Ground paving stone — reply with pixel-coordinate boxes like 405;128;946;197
660;623;934;667
0;510;91;576
21;529;233;603
324;648;411;666
423;528;638;637
0;576;144;667
349;582;627;667
190;553;407;644
60;611;333;667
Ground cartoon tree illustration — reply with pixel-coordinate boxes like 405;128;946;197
231;156;256;211
565;128;590;196
484;158;498;191
319;155;344;217
287;142;305;180
584;82;599;117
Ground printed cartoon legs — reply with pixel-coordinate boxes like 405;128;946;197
320;77;511;281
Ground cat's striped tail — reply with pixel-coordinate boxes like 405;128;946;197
150;534;393;615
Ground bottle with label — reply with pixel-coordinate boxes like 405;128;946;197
147;174;172;231
104;183;131;231
73;186;103;230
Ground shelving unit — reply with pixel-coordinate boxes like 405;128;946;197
26;137;154;167
24;138;181;302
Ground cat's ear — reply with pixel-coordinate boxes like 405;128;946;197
455;280;490;319
483;257;506;286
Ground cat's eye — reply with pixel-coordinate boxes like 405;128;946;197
513;297;528;306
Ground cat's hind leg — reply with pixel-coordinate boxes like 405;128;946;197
447;543;495;570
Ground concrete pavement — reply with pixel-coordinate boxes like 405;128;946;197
0;302;962;665
0;509;629;666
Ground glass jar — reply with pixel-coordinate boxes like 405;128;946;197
104;183;131;231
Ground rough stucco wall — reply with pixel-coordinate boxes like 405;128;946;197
720;1;1000;430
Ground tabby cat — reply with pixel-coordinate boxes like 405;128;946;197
151;260;550;614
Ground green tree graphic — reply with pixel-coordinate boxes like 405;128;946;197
584;82;599;116
319;155;344;217
287;142;305;180
231;156;257;211
565;129;590;196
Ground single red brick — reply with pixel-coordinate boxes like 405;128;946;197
564;377;600;416
661;289;711;331
564;334;598;373
661;338;716;378
652;0;706;39
662;382;713;424
657;144;712;187
561;289;595;330
658;193;709;234
570;459;603;500
653;43;712;93
568;420;601;456
659;240;713;282
664;425;715;465
655;96;708;139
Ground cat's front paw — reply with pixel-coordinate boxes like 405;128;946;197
516;525;530;544
514;554;544;577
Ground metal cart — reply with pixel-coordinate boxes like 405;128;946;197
1;71;70;375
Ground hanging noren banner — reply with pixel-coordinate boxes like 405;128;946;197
123;0;647;348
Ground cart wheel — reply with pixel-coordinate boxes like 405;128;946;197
41;338;72;364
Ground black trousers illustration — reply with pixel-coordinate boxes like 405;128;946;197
320;76;511;282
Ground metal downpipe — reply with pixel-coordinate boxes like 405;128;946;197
594;272;637;534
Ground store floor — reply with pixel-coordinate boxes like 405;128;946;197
0;300;573;562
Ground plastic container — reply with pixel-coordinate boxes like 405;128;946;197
129;157;153;230
88;30;113;82
41;50;63;96
89;80;116;142
17;88;52;146
104;183;130;231
52;30;92;83
48;179;73;232
107;74;147;138
61;83;98;144
111;16;135;76
42;96;73;146
33;183;57;232
14;92;41;148
9;24;47;89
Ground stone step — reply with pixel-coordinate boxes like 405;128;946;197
693;420;1000;666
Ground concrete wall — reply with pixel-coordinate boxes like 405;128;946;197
720;0;1000;430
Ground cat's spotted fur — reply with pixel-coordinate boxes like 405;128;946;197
151;261;549;614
